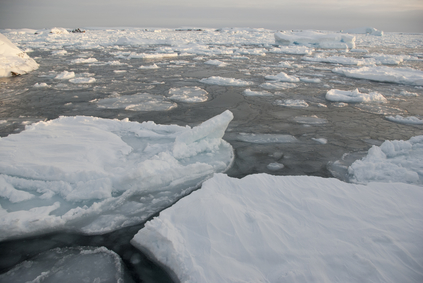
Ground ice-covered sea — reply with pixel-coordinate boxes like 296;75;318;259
0;27;422;282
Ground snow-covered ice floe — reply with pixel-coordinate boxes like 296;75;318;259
199;76;254;86
275;30;355;49
333;66;423;85
349;135;423;185
385;115;423;125
343;27;384;36
0;111;234;241
265;71;299;82
0;246;126;282
132;173;423;283
274;99;309;108
168;86;209;103
0;33;39;77
326;89;387;103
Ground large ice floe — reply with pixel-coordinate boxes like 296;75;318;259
333;66;423;85
349;135;423;185
326;89;387;103
0;246;127;282
132;172;423;283
0;111;234;241
0;33;39;77
274;30;355;49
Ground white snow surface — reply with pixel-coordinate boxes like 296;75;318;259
275;30;355;49
0;33;39;77
0;111;234;240
349;135;423;185
0;246;124;283
132;173;423;283
92;93;177;111
326;89;387;103
333;66;423;85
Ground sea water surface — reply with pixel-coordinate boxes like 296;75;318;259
0;28;422;282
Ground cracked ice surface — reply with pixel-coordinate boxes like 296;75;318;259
0;111;234;241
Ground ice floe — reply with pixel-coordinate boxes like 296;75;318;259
242;89;273;96
132;173;423;283
349;135;423;185
274;99;309;108
343;27;383;36
168;86;208;103
259;81;297;90
302;55;374;66
199;76;254;86
204;59;228;67
69;77;96;84
333;66;423;85
0;33;39;77
54;71;75;80
0;111;234;240
326;89;387;103
275;30;355;49
385;115;423;125
92;93;177;111
236;133;297;143
0;246;125;282
265;71;300;82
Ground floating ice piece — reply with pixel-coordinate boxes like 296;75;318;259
294;115;327;125
333;66;423;85
128;52;178;59
168;86;208;103
266;162;284;170
398;90;419;97
132;173;423;283
312;137;327;144
0;34;39;77
237;133;297;143
54;71;75;79
275;30;355;49
93;93;177;111
0;247;125;282
299;77;321;83
49;27;69;34
269;46;314;55
385;115;423;125
274;99;309;108
349;135;423;185
33;82;50;88
0;111;234;240
70;57;98;64
277;61;292;68
326;89;387;103
364;53;420;65
51;49;67;56
69;77;96;84
204;59;228;67
139;64;159;69
259;81;297;90
302;55;374;66
265;71;299;82
242;89;272;96
199;76;254;86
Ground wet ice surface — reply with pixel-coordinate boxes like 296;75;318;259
0;28;423;282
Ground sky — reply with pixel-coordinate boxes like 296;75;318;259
0;0;422;32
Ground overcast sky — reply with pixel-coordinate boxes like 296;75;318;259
1;0;422;32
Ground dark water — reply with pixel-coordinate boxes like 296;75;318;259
1;44;423;281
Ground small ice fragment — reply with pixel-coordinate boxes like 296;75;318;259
267;162;284;171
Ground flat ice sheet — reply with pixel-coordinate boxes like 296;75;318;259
0;111;234;241
0;246;126;283
333;66;423;85
132;173;423;283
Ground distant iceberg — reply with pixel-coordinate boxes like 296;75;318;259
0;33;39;77
275;30;355;49
343;27;383;36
